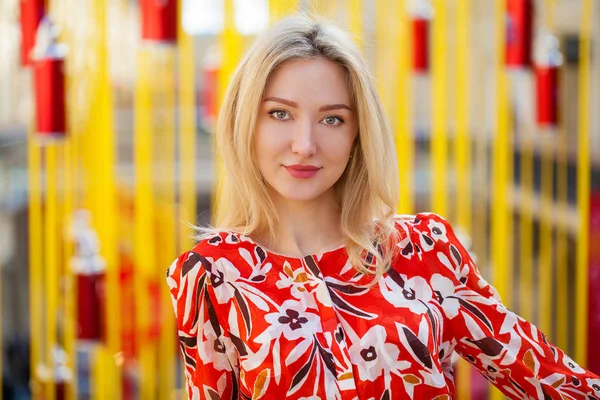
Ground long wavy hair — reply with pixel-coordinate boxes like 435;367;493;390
192;14;402;285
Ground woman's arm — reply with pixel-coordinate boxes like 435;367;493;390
416;213;600;399
166;250;241;399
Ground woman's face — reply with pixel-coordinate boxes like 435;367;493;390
254;57;358;204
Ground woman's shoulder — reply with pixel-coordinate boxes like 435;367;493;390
183;230;264;272
190;230;250;257
387;212;461;264
167;231;251;282
391;212;452;237
392;211;449;224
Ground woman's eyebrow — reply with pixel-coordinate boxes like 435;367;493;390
263;97;352;112
319;104;352;112
263;97;298;108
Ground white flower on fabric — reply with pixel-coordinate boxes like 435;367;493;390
238;247;272;283
348;325;409;382
276;268;310;297
562;355;586;374
477;355;505;383
457;263;471;283
419;368;448;388
261;299;321;342
311;280;335;307
379;274;432;315
198;334;236;372
198;320;237;372
216;373;230;398
396;235;418;260
275;261;297;290
417;229;435;252
437;248;470;281
276;262;333;307
437;339;456;374
586;378;600;394
429;274;461;319
427;218;448;243
190;386;200;400
210;257;242;305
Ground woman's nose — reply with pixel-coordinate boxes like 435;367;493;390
290;118;317;157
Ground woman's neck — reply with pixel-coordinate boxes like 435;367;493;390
252;191;345;258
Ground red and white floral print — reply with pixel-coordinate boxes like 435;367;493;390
167;213;600;399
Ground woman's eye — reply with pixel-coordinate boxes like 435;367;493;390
269;110;291;121
321;116;344;126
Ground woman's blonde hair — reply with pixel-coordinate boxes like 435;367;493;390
192;14;402;284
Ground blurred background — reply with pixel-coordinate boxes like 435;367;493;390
0;0;599;399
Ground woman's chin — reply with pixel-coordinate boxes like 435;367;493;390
271;185;331;203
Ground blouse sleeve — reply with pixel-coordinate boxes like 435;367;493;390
166;250;241;399
416;213;600;399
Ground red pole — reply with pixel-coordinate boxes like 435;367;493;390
412;18;429;73
535;65;559;126
140;0;178;43
506;0;533;68
34;58;66;139
20;0;45;66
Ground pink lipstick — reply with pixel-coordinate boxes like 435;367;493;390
284;164;321;179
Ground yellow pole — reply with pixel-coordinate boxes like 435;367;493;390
375;0;393;119
91;347;104;400
546;0;566;351
159;201;177;399
491;0;510;307
471;2;490;289
491;0;511;397
270;0;298;23
536;0;558;339
28;127;43;399
45;144;58;400
395;0;414;215
48;0;95;394
506;35;515;308
177;0;197;254
519;132;534;322
177;1;196;395
431;0;447;216
455;0;471;242
92;0;120;396
155;47;177;400
575;0;592;367
214;0;242;222
455;0;472;398
55;144;66;396
538;139;554;335
62;137;77;400
312;0;337;19
134;47;156;400
555;66;568;351
58;1;79;396
347;0;363;52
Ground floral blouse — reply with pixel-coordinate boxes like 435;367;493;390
166;212;600;399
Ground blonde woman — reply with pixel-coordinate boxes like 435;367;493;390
166;15;599;400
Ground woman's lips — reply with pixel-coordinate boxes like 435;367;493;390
284;166;321;179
